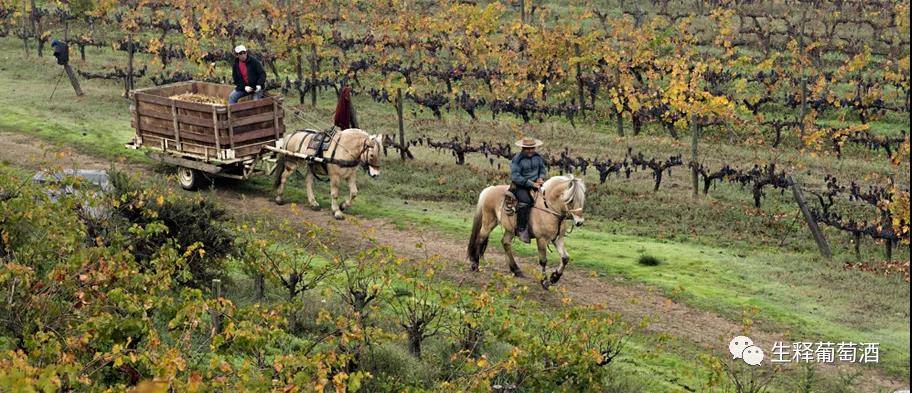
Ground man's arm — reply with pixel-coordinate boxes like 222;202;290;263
254;59;267;89
537;156;547;181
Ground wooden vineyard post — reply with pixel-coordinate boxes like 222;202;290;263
397;87;407;160
63;63;84;96
796;9;808;146
884;238;893;261
126;34;135;98
520;0;526;25
690;119;701;198
575;42;584;116
854;232;862;261
310;43;318;107
255;273;265;301
788;176;832;260
294;15;305;105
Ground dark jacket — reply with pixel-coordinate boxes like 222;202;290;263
52;41;69;65
510;152;547;188
232;55;267;92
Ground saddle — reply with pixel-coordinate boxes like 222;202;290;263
297;127;337;158
503;188;535;215
504;191;518;215
286;127;338;179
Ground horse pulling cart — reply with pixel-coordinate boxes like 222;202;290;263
125;81;287;190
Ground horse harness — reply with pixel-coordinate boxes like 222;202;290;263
289;129;373;181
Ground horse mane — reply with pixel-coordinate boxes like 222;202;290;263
544;175;586;208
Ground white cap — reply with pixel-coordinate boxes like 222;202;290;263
234;45;247;54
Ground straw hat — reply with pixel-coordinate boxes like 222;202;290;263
515;136;543;148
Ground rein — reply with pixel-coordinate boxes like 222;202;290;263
532;188;582;237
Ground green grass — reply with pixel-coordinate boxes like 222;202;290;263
0;36;909;385
326;192;910;377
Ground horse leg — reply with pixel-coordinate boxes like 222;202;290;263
304;165;320;210
341;175;357;211
330;174;344;220
470;215;499;272
501;231;524;277
549;236;570;285
274;160;297;205
536;237;551;289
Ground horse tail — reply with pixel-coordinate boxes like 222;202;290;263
467;189;490;266
273;153;286;189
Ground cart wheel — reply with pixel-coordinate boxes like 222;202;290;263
177;167;199;190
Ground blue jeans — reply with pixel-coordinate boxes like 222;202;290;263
228;89;264;104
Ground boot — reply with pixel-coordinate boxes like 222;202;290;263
515;203;531;244
518;227;531;244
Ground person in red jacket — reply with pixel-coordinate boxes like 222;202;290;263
333;85;358;130
228;45;267;104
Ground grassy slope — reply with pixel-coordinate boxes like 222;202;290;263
1;37;909;384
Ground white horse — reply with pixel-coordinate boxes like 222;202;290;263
274;128;383;219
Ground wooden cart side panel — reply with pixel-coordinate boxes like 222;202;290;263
136;92;218;113
230;96;278;111
137;102;225;129
132;81;194;96
195;82;235;99
137;123;219;145
132;83;284;162
231;111;279;128
140;135;213;157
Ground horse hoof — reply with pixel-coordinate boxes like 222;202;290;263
511;269;525;278
310;204;321;211
340;202;350;211
333;211;345;220
549;272;562;284
540;279;551;290
275;197;285;205
470;263;479;272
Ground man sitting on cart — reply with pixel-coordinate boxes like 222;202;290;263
228;45;267;104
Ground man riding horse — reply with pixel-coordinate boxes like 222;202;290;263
468;135;587;289
510;136;547;243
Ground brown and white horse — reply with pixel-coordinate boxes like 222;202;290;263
467;175;586;288
274;128;383;220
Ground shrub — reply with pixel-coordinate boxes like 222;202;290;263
107;170;233;287
637;254;663;266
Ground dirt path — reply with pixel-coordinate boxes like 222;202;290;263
1;131;905;391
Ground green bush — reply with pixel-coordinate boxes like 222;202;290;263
107;170;234;287
637;254;663;266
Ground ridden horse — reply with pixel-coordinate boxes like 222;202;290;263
274;128;383;220
467;175;586;289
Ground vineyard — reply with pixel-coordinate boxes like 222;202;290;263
0;0;910;392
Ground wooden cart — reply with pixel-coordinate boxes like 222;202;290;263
125;81;285;190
